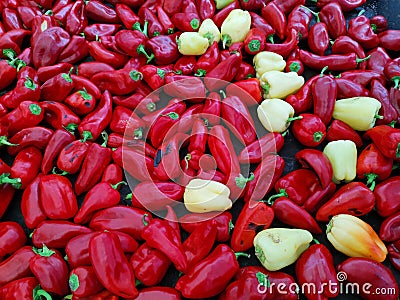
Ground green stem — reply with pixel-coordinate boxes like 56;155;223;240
313;131;324;142
125;193;132;200
392;76;400;89
0;173;21;189
136;44;154;63
235;252;250;259
356;55;371;64
0;136;18;146
235;173;255;189
219;90;227;99
81;131;93;142
194;69;207;77
111;181;127;190
266;189;288;205
300;5;320;22
142;213;149;226
101;131;108;147
221;34;232;49
287;116;303;122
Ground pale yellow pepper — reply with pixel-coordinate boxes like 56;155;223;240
198;19;221;45
327;214;388;262
253;51;286;78
332;97;382;131
257;99;300;133
259;71;304;99
323;140;357;183
254;228;313;271
215;0;235;9
220;9;251;48
177;32;209;56
184;179;232;213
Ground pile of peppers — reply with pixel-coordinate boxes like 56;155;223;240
0;0;400;299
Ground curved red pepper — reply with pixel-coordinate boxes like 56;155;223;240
249;12;274;39
90;232;138;298
40;70;75;102
388;240;400;271
58;35;89;64
88;41;128;69
85;0;119;23
312;68;337;124
115;3;140;30
42;101;81;130
378;30;400;52
319;2;346;39
84;23;121;41
8;126;53;156
380;212;400;242
101;163;123;187
146;35;179;65
261;2;286;40
194;41;220;76
164;75;206;100
205;53;241;91
292;113;326;148
336;78;369;98
77;61;114;79
0;246;35;286
238;132;284;164
64;0;87;35
188;118;207;153
265;28;298;58
300;50;369;71
374;176;400;217
37;62;73;83
286;75;318;113
0;221;26;258
212;0;240;27
308;22;329;56
9;146;41;189
348;14;379;49
287;5;312;40
340;70;386;86
21;176;46;229
69;266;103;298
384;60;400;89
90;69;142;96
364;125;400;159
303;181;337;213
316;182;375;222
326;119;363;147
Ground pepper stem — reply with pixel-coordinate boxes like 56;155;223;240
326;219;333;234
266;189;288;205
24;76;37;90
0;136;18;146
136;44;154;63
313;238;320;244
190;18;200;30
287;116;303;123
235;252;250;259
313;131;324;142
300;5;320;22
229;220;234;233
235;173;255;189
111;181;127;190
29;103;42;115
52;167;69;176
320;66;328;77
184;154;191;170
356;55;371;63
267;34;274;44
2;48;16;60
64;123;78;133
125;193;132;200
142;213;149;226
134;127;143;140
81;131;93;142
289;62;301;73
101;131;108;147
0;173;22;189
135;279;142;286
364;173;378;191
371;23;377;33
147;102;156;112
248;39;261;52
33;244;55;257
162;112;179;120
358;9;365;16
221;34;232;49
261;82;270;94
33;286;52;300
219;90;227;99
374;113;384;119
130;70;143;81
194;69;207;77
392;76;400;89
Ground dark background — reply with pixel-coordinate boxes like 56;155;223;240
1;0;400;299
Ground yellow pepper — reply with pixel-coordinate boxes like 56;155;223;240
257;98;301;133
220;9;251;48
332;97;382;131
327;214;388;262
259;71;304;99
177;32;209;56
198;19;220;45
254;228;313;271
184;179;232;213
215;0;235;9
253;51;286;78
323;140;357;183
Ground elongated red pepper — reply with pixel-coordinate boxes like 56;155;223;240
138;7;164;37
326;119;363;147
171;12;200;32
338;258;398;300
90;69;142;96
292;113;326;148
332;35;367;69
88;41;128;69
231;201;274;252
85;0;119;23
313;0;366;11
146;35;179;65
370;80;399;125
212;0;240;27
249;12;274;39
319;2;346;39
238;132;284;164
194;42;220;76
380;212;400;242
90;206;151;240
58;35;89;64
340;69;386;86
42;101;80;130
265;28;298;58
164;75;206;101
69;266;103;298
313;67;337;124
30;245;69;296
90;232;138;298
83;24;121;41
77;61;114;79
32;220;92;249
303;181;336;213
0;277;41;300
40;69;74;102
8;126;53;156
364;125;400;159
374;177;400;217
0;246;35;286
64;0;87;35
205;53;241;91
378;30;400;52
286;75;319;113
115;3;140;29
39;174;78;219
4;101;43;136
0;222;26;258
244;154;285;202
261;2;286;40
336;78;369;98
9;146;41;189
296;243;339;300
37;62;73;83
21;176;46;229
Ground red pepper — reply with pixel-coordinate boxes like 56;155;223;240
71;74;102;100
235;61;256;81
303;181;336;213
0;29;31;58
194;42;220;76
364;125;400;159
156;5;174;34
164;75;206;100
88;41;128;69
39;174;78;219
115;30;152;62
384;60;400;89
196;0;215;20
66;231;138;269
0;246;35;286
295;243;339;300
64;90;96;116
286;75;319;113
202;91;221;125
8;126;53;156
272;169;322;206
37;62;73;83
319;2;346;39
2;8;22;30
17;6;41;29
249;12;275;39
69;266;103;298
265;28;299;58
30;245;69;296
274;0;305;14
134;287;181;300
32;220;92;249
115;4;139;29
0;221;26;258
300;50;369;71
287;5;312;40
58;35;89;64
174;55;196;75
0;277;40;300
338;258;399;300
83;24;121;41
380;212;400;242
317;182;375;222
9;146;42;189
285;50;305;75
308;22;329;56
336;77;370;98
180;211;232;242
244;154;285;202
110;106;144;136
31;15;58;46
130;243;171;286
271;197;322;233
314;0;366;12
42;101;80;130
388;240;400;271
171;12;200;32
53;1;74;25
390;87;400;123
292;113;326;148
85;0;119;23
90;69;142;96
101;163;123;187
40;69;74;102
146;35;179;65
4;101;43;136
64;0;87;35
32;27;70;68
139;65;166;90
312;67;337;124
205;53;241;91
21;176;46;229
326;119;363;147
231;201;274;252
379;30;400;52
57;139;89;174
243;28;265;55
0;52;23;91
77;62;114;79
261;2;286;40
90;232;138;298
212;0;240;27
370;15;387;33
348;13;379;49
188;118;207;153
357;143;393;190
176;244;246;298
226;78;262;106
238;132;284;164
374;176;400;217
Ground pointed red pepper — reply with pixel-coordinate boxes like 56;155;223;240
292;113;326;148
312;66;337;124
286;75;318;113
326;119;363;147
194;41;222;76
332;35;368;70
8;126;53;156
226;78;262;106
85;0;119;23
287;5;312;40
205;53;241;91
303;181;337;213
4;101;43;136
40;68;75;102
0;246;35;286
0;221;26;258
364;125;400;159
69;266;103;298
37;62;73;83
21;176;46;229
212;0;240;27
374;176;400;217
42;101;81;130
9;146;42;189
238;132;284;164
249;12;275;38
265;28;299;58
58;35;89;64
88;41;129;69
261;2;287;40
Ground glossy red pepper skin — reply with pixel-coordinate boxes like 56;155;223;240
314;0;366;11
164;75;206;101
317;182;375;222
89;232;138;298
389;87;400;123
338;258;399;300
235;61;256;81
231;201;274;252
226;78;262;106
84;24;121;41
348;15;379;49
88;41;128;69
30;245;69;296
42;101;80;130
85;0;119;23
308;22;329;56
374;177;400;217
273;197;322;233
243;28;265;55
37;63;73;83
194;41;220;76
0;60;17;91
286;75;319;113
176;244;240;298
313;72;337;125
174;55;196;75
319;2;346;39
336;78;369;98
101;163;123;187
300;50;365;72
140;65;166;90
296;244;339;300
378;30;400;52
292;114;326;148
91;69;142;96
388;240;400;271
133;287;181;300
78;62;114;79
370;15;387;33
39;174;78;219
249;12;275;39
71;75;101;100
0;277;39;300
58;35;89;64
384;60;400;89
4;101;43;136
8;126;53;156
64;90;96;116
205;53;241;91
32;27;70;68
364;125;400;159
9;146;42;189
146;35;179;65
0;222;26;258
3;8;23;31
89;206;151;240
21;176;47;229
261;2;286;40
110;106;143;135
380;212;400;242
0;246;35;286
32;220;92;249
201;92;221;125
326;119;363;147
17;6;41;29
244;154;285;202
57;140;89;174
196;0;215;20
213;0;240;27
285;53;305;75
171;12;200;32
238;133;284;164
287;5;312;40
69;266;103;298
65;0;87;35
265;28;298;58
40;71;74;102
